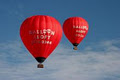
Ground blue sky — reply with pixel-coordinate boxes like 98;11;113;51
0;0;120;80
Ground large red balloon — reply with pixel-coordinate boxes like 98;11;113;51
20;15;62;67
63;17;89;50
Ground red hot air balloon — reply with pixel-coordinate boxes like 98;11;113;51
20;15;62;68
63;17;89;50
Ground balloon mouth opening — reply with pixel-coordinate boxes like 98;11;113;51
73;46;78;50
35;57;46;63
35;57;46;68
37;63;44;68
73;43;78;50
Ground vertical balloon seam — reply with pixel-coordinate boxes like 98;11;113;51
44;16;51;58
42;16;46;58
45;16;55;58
32;16;39;57
38;16;43;57
76;17;81;43
29;16;38;57
72;17;76;44
49;17;59;56
37;16;40;57
33;16;39;57
39;16;44;57
69;18;74;43
75;17;78;43
37;16;42;57
50;18;61;57
69;17;75;44
44;16;53;58
77;17;81;43
42;16;47;58
33;16;40;57
76;18;84;44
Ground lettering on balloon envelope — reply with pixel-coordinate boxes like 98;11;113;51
73;25;88;38
29;29;55;45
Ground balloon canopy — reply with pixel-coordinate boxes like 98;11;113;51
20;15;62;68
63;17;89;50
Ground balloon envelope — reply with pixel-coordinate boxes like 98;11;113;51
20;15;62;64
63;17;89;50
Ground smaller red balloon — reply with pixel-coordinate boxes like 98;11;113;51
63;17;89;50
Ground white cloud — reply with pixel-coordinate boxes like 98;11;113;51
0;39;120;80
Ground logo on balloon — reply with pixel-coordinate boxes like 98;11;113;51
29;29;55;45
73;25;88;30
73;25;88;38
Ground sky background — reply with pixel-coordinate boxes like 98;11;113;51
0;0;120;80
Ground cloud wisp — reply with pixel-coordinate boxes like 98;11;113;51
0;39;120;80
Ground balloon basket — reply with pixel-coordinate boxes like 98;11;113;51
73;46;78;50
37;63;44;68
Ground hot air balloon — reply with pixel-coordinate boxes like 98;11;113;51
20;15;62;68
63;17;89;50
